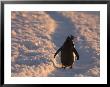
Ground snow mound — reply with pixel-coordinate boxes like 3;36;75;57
11;11;57;76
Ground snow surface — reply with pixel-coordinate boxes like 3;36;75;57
11;11;100;77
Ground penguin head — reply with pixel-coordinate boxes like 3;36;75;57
70;35;75;41
66;36;71;41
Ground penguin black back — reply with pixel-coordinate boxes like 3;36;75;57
54;36;79;69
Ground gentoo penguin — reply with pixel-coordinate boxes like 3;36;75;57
54;35;79;69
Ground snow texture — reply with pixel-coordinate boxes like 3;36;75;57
11;11;100;77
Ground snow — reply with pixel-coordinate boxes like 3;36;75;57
11;11;100;77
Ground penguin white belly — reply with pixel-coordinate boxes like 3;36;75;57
73;44;77;62
73;52;76;62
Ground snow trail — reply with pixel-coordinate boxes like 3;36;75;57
47;12;76;48
47;11;100;77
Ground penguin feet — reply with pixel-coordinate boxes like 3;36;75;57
69;65;72;69
62;64;66;69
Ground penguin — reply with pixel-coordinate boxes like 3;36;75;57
54;35;79;69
